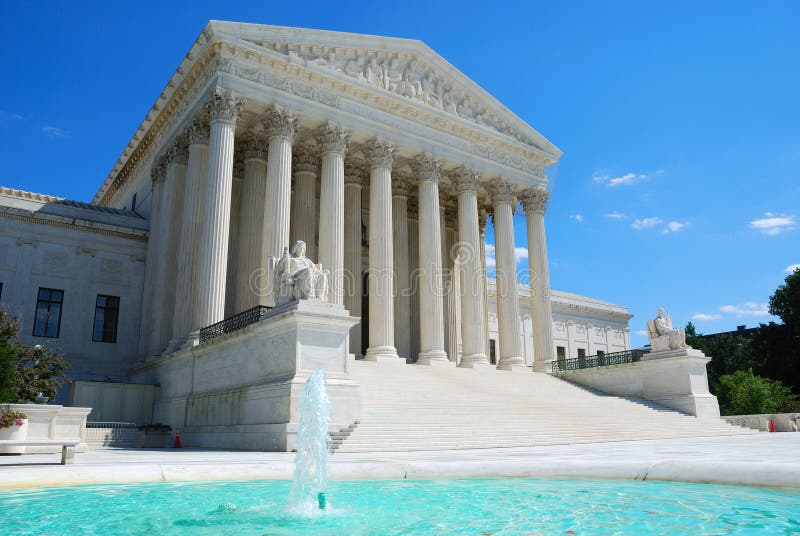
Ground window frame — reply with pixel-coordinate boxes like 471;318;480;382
33;287;64;338
92;294;120;344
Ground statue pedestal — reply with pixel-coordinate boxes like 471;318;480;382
558;347;721;420
130;299;362;451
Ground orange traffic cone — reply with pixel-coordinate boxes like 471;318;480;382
768;419;776;433
174;428;182;448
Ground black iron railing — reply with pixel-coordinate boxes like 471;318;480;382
551;349;648;373
199;305;271;345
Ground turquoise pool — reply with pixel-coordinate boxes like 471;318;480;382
1;478;798;535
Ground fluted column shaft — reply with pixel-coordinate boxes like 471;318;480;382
493;183;524;370
407;201;420;362
192;93;242;332
414;154;448;364
171;121;209;347
392;179;411;360
479;210;490;358
364;138;400;361
523;188;555;368
234;138;268;311
344;167;363;356
455;173;490;366
317;122;348;307
440;204;451;359
263;107;297;262
151;147;187;353
291;147;318;262
140;166;166;355
225;172;244;319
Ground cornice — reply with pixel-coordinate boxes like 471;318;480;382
0;208;148;243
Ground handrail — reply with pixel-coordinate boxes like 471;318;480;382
199;305;271;345
551;349;648;373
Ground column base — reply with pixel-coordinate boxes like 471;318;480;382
497;357;528;372
416;350;451;366
532;361;552;373
458;354;492;369
180;330;201;350
364;346;402;364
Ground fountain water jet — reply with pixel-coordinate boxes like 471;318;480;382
289;368;332;514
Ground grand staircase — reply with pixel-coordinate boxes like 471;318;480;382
333;359;755;453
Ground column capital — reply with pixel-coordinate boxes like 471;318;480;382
205;89;245;125
263;105;299;143
314;120;349;156
392;172;412;198
364;137;396;169
453;165;481;193
344;159;366;186
186;117;210;145
412;152;443;183
242;129;268;161
293;145;319;174
151;154;167;184
519;187;551;215
489;180;517;206
166;135;189;166
407;197;419;219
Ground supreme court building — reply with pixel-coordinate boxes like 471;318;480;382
0;22;632;441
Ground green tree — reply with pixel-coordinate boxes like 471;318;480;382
753;268;800;392
684;322;761;393
716;370;800;415
0;310;68;402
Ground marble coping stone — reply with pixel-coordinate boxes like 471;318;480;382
1;434;798;491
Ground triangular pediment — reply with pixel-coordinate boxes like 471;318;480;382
207;21;561;158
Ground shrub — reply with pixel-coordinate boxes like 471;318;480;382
717;370;800;415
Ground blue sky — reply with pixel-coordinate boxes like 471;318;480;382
2;1;798;347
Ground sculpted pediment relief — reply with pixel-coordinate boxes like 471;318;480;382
238;37;545;151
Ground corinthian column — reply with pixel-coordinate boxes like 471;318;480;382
407;198;420;362
170;118;209;349
290;145;319;261
316;121;349;307
479;207;490;358
234;130;269;312
454;167;490;367
153;138;188;353
521;187;554;370
491;180;525;371
191;91;244;335
392;172;411;360
344;161;364;356
140;157;167;355
263;106;298;260
364;138;400;362
413;153;449;364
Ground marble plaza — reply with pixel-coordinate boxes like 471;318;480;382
0;21;740;452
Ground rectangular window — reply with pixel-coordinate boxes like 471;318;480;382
93;295;120;343
556;346;566;362
33;287;63;338
577;348;586;359
596;350;605;358
489;339;497;365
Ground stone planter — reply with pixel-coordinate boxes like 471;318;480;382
0;419;29;454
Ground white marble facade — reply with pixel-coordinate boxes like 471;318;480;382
0;22;635;397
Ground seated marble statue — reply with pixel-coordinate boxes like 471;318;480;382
274;240;329;305
646;308;687;352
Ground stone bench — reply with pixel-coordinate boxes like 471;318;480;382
0;439;80;464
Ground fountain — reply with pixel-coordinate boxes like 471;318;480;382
289;368;332;514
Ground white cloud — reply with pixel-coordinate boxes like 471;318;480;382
41;125;70;139
719;302;770;317
786;264;800;274
692;313;722;321
484;242;527;268
604;211;627;219
749;213;796;236
635;329;648;337
593;169;664;188
661;221;689;234
632;217;663;230
485;242;496;269
569;214;584;223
